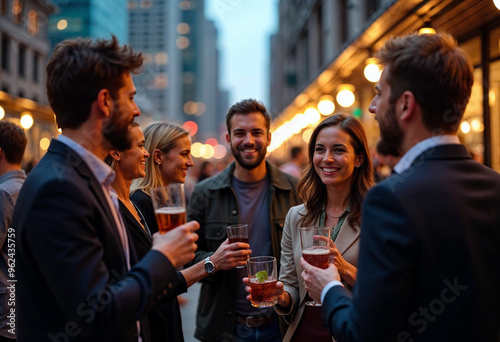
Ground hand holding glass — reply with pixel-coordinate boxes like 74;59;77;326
151;183;186;233
226;224;250;268
300;226;331;306
247;256;278;308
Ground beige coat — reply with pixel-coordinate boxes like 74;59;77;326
274;204;360;342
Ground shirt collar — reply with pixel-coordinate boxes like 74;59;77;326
0;169;26;183
57;135;115;187
394;135;460;174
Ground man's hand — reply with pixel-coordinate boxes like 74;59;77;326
152;220;199;268
210;239;252;270
300;257;340;303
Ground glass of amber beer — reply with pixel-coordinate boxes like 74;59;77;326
151;183;186;233
300;226;331;306
247;256;278;308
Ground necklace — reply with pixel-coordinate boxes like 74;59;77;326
326;208;344;219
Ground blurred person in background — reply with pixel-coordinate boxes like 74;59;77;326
198;161;215;182
187;99;302;342
0;120;27;341
246;113;373;341
279;146;306;179
376;139;403;180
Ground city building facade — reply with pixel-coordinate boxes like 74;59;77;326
128;0;227;144
0;0;56;163
48;0;128;47
269;0;500;172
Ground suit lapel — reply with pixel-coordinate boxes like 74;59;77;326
335;219;360;255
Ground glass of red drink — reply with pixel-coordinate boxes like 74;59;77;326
150;183;186;234
227;224;249;268
247;256;278;308
300;226;331;306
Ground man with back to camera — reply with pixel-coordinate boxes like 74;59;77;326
0;120;27;341
301;32;500;341
187;99;302;341
12;37;199;342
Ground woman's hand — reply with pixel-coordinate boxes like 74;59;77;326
329;241;357;287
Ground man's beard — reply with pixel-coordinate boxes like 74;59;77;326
103;102;132;151
231;143;267;170
379;103;404;150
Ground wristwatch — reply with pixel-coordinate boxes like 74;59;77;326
204;256;216;275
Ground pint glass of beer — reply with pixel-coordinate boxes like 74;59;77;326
300;226;331;306
151;183;186;233
247;256;278;308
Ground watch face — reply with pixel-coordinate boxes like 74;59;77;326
205;261;214;273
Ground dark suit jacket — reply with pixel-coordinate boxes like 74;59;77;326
322;144;500;341
12;139;179;342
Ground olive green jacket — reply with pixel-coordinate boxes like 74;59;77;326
187;161;302;341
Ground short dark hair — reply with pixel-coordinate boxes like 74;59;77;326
0;120;27;164
376;139;401;157
225;99;271;133
291;146;303;159
46;36;143;130
375;33;473;133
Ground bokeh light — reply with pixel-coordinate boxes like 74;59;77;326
20;112;34;129
183;121;198;136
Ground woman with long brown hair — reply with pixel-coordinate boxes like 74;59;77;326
273;113;373;341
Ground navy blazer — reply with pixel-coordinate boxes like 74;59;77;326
322;144;500;341
12;139;179;341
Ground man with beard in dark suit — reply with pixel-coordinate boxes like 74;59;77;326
12;37;199;342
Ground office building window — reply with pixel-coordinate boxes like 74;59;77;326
12;0;23;24
366;0;382;17
28;10;38;35
33;52;39;83
1;0;7;15
1;36;9;72
18;44;26;78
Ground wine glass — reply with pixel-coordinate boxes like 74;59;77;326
300;226;331;306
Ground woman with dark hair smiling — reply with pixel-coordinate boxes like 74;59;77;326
270;113;373;341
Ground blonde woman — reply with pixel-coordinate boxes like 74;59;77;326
131;122;194;233
126;121;226;341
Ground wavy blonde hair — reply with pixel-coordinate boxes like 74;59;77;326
130;121;188;196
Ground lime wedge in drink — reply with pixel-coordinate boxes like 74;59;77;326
255;270;268;283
